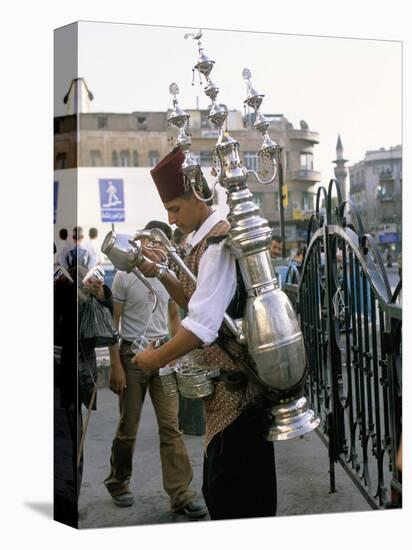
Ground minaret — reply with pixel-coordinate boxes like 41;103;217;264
333;134;349;204
63;77;94;115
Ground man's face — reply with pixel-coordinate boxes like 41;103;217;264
270;239;282;259
164;195;203;235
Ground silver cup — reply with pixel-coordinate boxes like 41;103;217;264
159;365;179;396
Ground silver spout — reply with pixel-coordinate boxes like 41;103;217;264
131;267;158;313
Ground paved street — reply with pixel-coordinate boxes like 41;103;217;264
78;386;372;529
75;265;400;529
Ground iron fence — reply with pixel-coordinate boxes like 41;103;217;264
283;179;402;509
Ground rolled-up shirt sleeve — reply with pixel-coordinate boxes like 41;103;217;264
181;241;236;344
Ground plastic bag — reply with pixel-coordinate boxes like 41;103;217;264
79;294;118;348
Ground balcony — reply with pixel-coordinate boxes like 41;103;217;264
287;169;321;182
379;170;394;181
288;129;320;144
376;184;398;202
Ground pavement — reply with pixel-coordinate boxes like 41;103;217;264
78;386;372;529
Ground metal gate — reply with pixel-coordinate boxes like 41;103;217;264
283;179;402;509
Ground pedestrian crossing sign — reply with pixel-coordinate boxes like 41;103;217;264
99;179;125;222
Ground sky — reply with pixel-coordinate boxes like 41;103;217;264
56;21;402;188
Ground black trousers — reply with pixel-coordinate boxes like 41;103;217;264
202;408;277;520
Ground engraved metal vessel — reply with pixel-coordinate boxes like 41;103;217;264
175;352;220;399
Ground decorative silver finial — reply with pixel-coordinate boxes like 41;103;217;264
169;82;180;97
184;29;202;41
242;67;252;80
241;68;279;184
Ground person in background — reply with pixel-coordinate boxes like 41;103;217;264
104;219;207;519
57;228;69;266
84;227;103;268
54;263;120;512
270;233;288;288
293;247;304;266
386;248;393;268
270;234;283;261
61;226;91;270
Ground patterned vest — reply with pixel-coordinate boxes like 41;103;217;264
179;219;261;449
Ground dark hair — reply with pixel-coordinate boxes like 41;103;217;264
144;220;172;240
72;226;84;241
59;228;68;240
89;227;98;239
271;233;283;243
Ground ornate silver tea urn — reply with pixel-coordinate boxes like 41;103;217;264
169;30;319;441
101;30;319;441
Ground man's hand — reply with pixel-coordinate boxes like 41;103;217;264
131;341;160;373
109;363;127;395
142;245;166;264
136;258;160;278
87;279;105;300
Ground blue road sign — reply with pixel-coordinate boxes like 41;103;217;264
379;233;399;244
54;180;59;224
99;179;125;222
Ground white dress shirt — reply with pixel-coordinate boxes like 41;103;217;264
181;210;236;344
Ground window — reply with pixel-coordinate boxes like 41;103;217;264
149;150;159;167
244;152;259;172
300;152;313;171
302;192;313;211
201;111;211;128
97;115;108;129
56;152;68;169
252;192;263;208
133;150;139;167
137;116;147;130
200;150;213;166
90;150;102;167
120;150;130;167
112;151;118;166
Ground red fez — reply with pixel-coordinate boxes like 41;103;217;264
150;148;187;203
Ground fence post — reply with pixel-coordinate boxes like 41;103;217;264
322;225;345;492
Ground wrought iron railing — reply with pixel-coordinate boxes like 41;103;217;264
283;179;402;509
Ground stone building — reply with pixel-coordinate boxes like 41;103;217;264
54;106;320;252
349;145;402;251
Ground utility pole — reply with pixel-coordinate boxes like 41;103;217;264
277;147;286;258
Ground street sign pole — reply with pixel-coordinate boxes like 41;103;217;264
278;147;286;258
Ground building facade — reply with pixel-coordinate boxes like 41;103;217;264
349;145;402;252
54;108;320;252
